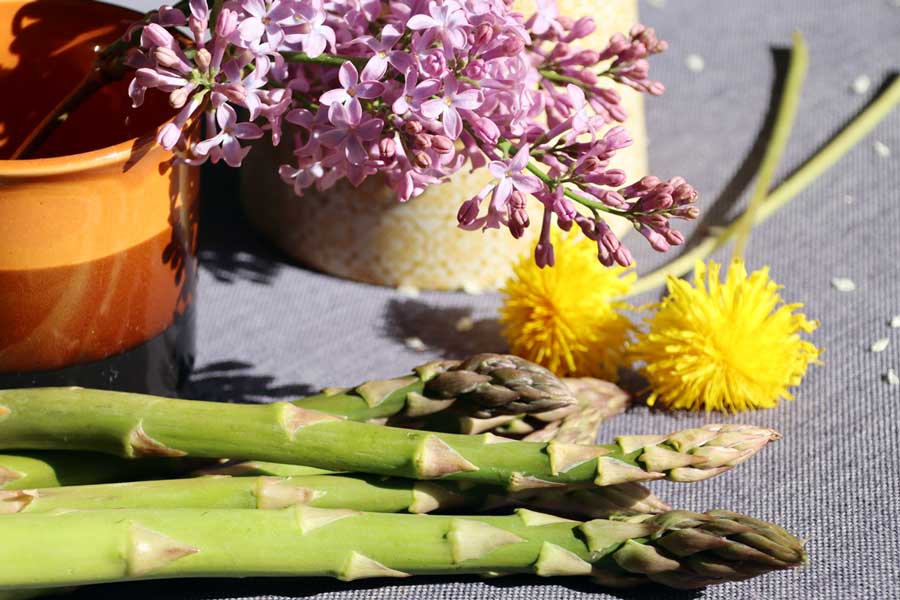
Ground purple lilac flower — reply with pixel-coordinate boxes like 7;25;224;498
125;0;698;269
487;145;544;207
406;1;469;50
420;76;483;138
319;62;385;106
193;103;264;167
319;98;383;165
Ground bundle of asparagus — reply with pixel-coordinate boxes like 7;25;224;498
0;353;805;595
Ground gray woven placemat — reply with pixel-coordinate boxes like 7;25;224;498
75;1;900;598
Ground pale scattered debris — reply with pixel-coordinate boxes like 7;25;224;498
455;316;475;332
843;195;854;204
890;314;900;328
850;75;871;95
397;284;420;298
886;368;900;386
830;277;856;292
462;282;483;295
870;338;890;353
647;0;666;7
873;141;891;158
404;337;427;352
685;53;706;73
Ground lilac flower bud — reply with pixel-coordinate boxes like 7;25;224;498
465;59;486;79
597;87;620;105
568;17;596;41
535;242;555;268
597;244;614;267
475;23;494;46
153;47;181;69
576;156;603;174
549;43;570;61
578;70;598;85
614;245;633;267
639;225;670;252
503;35;525;57
471;117;500;145
665;228;685;246
571;50;601;66
169;87;189;109
457;196;482;226
671;206;700;220
378;137;396;160
413;134;432;149
216;8;238;38
195;48;211;71
413;151;432;169
647;81;666;96
604;126;633;151
431;135;454;154
597;221;621;252
403;120;423;135
142;23;174;49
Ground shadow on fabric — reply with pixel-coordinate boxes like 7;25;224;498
198;162;284;285
383;299;507;358
185;359;316;404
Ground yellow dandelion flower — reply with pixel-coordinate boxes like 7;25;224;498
629;259;822;412
499;231;636;379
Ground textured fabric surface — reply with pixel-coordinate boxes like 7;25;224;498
84;0;900;598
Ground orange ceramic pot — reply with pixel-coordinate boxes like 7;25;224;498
0;0;198;395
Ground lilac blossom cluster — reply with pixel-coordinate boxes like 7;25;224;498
127;0;698;267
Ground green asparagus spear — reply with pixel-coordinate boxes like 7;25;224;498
0;506;806;590
0;388;779;489
0;451;194;490
294;353;578;425
0;474;668;519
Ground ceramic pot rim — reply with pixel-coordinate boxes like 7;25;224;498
0;0;171;178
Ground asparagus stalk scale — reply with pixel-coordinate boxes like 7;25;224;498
0;506;806;590
0;473;670;519
0;388;779;489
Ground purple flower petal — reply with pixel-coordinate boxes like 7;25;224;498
493;177;513;207
442;106;462;138
488;160;508;179
511;173;543;194
510;145;531;172
453;89;483;110
357;118;384;140
421;98;446;119
233;122;264;139
406;14;438;30
356;81;385;99
320;89;349;106
238;17;265;42
338;62;358;89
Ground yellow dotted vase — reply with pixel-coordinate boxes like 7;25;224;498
241;0;647;291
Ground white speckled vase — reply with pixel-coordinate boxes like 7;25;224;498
241;0;646;291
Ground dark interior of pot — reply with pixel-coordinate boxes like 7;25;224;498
0;0;173;160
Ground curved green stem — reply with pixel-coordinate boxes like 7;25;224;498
733;31;808;259
281;51;367;68
629;62;900;297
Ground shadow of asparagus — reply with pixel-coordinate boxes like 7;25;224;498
185;360;316;404
62;573;704;600
383;299;507;358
